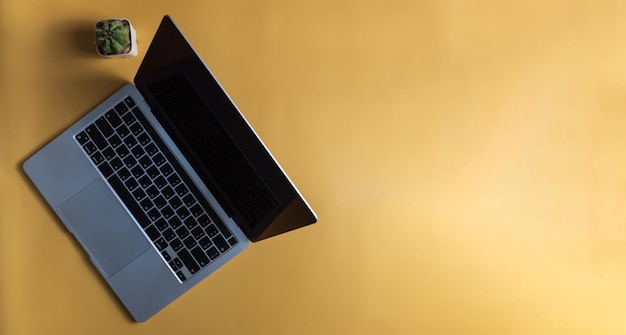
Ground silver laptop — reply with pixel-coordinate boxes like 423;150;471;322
23;15;317;322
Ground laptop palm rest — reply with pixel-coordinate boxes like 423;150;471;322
59;178;150;277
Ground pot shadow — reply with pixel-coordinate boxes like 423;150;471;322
48;18;100;58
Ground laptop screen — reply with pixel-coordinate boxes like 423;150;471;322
146;73;277;228
134;16;316;241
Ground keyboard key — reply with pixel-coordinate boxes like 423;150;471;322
115;101;129;115
183;217;197;229
130;122;143;136
175;184;189;197
178;249;200;274
146;166;160;178
76;131;89;145
131;165;144;178
176;226;190;239
146;185;159;198
161;205;174;218
155;237;168;251
145;225;160;241
105;110;123;128
160;163;173;177
199;236;213;250
132;188;146;201
122;111;136;125
97;161;114;178
148;208;161;221
183;235;197;249
153;153;166;166
123;135;137;148
153;196;167;209
198;214;211;227
123;155;137;168
139;156;152;169
169;216;183;229
190;204;203;217
117;124;130;138
138;175;151;188
140;198;153;211
191;246;210;267
169;196;182;209
162;186;175;200
171;238;183;252
176;207;190;220
161;250;172;261
212;235;229;252
109;134;122;148
116;145;130;158
176;271;186;281
124;96;136;108
206;246;220;260
182;194;195;207
154;176;167;189
86;125;107;150
102;147;115;160
155;218;168;231
117;167;131;181
137;133;150;146
205;224;218;238
96;117;114;138
163;228;176;241
145;143;158;156
83;142;97;155
131;146;144;158
173;257;183;269
124;178;138;192
130;106;142;117
227;237;238;246
91;152;105;165
191;226;205;240
170;258;182;271
167;173;181;187
110;157;123;170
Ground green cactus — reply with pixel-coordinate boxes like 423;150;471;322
96;19;131;55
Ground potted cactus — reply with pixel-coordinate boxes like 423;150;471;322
95;18;137;58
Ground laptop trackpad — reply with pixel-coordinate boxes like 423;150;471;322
59;179;150;277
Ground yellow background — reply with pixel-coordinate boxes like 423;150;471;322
3;0;626;334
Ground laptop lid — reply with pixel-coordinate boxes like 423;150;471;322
134;16;317;241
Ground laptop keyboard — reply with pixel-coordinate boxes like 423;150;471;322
74;95;238;282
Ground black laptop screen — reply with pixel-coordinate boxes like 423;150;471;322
133;16;317;241
147;73;277;228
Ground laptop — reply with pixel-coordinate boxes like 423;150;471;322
23;15;317;322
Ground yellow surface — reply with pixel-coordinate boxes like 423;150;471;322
3;0;626;334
